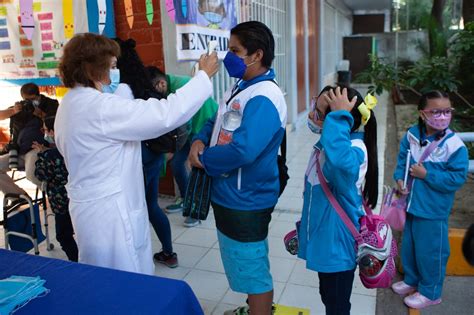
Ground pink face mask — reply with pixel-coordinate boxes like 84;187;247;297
422;108;453;131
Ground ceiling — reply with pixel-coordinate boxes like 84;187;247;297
343;0;392;11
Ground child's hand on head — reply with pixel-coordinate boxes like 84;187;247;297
410;163;427;179
324;87;357;113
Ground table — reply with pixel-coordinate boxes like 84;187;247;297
0;249;203;315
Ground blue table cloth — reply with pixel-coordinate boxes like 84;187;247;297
0;249;203;315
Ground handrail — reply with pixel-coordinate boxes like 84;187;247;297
458;132;474;173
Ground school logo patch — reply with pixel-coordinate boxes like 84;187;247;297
431;147;446;161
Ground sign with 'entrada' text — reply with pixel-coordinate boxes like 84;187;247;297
171;0;237;61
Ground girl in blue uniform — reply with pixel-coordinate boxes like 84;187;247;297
298;86;379;315
391;90;468;309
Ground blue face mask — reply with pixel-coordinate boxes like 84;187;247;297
307;118;322;134
44;134;54;144
102;69;120;94
203;11;223;24
223;52;248;79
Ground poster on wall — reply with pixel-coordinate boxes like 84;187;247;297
171;0;237;61
0;0;115;85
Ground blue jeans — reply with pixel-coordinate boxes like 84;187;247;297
141;143;173;254
170;140;190;197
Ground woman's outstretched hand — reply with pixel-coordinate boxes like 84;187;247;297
199;52;219;78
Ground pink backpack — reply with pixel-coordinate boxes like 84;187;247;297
315;151;397;289
284;221;300;255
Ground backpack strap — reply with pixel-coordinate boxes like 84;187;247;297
405;129;452;190
280;130;287;160
419;129;452;163
226;78;286;155
315;150;364;245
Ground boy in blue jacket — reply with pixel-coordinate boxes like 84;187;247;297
189;21;287;315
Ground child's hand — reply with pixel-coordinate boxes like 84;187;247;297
397;179;409;195
410;163;427;179
31;141;47;152
324;86;357;113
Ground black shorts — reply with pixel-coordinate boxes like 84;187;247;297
212;201;274;242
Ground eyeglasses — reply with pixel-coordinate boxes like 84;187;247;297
421;108;454;118
310;96;325;121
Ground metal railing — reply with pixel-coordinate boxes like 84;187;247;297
458;132;474;173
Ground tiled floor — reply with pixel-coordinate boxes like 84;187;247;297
0;87;388;315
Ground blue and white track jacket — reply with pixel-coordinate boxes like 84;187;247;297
194;69;287;211
298;111;367;273
394;125;468;220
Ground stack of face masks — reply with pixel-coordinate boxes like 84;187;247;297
0;276;49;314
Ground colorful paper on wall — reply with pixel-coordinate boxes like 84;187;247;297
175;0;237;61
62;0;74;38
165;0;175;22
32;1;41;12
55;86;68;98
97;0;106;34
145;0;153;25
19;0;34;40
0;0;90;81
124;0;133;29
181;0;187;19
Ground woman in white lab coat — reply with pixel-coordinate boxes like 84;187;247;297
55;33;218;274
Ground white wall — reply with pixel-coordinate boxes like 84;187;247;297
321;0;353;89
373;30;428;62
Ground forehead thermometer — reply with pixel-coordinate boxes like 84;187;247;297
192;40;218;76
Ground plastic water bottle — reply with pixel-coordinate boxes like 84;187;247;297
217;102;242;145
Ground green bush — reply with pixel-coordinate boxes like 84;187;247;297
403;56;460;93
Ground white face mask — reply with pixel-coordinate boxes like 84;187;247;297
307;117;322;134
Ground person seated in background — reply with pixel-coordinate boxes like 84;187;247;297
146;66;218;227
19;83;59;119
34;115;78;262
0;83;57;196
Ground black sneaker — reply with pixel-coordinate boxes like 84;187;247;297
153;251;178;268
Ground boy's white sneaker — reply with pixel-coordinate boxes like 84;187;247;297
391;281;416;295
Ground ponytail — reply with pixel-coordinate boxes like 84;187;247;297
363;112;378;208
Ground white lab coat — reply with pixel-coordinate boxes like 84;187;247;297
55;70;213;274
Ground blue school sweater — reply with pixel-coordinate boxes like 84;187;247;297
298;111;367;273
394;125;468;220
193;69;287;211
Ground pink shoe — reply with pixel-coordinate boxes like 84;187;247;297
404;292;442;309
391;281;416;295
